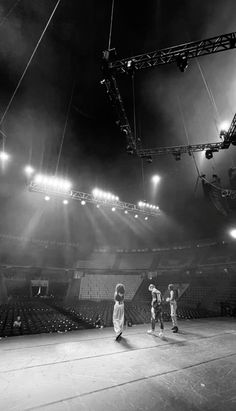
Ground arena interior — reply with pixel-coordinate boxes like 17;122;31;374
0;1;236;410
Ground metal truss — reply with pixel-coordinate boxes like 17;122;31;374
102;32;236;154
136;112;236;158
29;182;161;217
109;31;236;73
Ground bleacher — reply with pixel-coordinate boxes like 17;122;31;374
0;299;83;338
79;274;142;300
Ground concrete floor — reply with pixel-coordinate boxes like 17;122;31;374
0;318;236;411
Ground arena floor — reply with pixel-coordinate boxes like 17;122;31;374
0;318;236;411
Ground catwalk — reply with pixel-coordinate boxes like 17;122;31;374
0;318;236;411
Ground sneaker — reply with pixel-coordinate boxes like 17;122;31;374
172;327;178;333
159;331;164;338
147;329;154;334
171;326;175;330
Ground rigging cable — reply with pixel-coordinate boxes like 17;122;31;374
177;95;202;195
107;0;115;51
55;78;75;175
0;0;61;129
196;59;220;133
0;0;21;27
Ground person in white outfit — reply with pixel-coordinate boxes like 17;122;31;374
166;284;178;333
113;283;125;341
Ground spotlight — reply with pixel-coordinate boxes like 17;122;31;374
144;216;148;220
205;149;213;159
124;210;128;214
229;229;236;239
0;151;9;161
111;207;116;212
219;121;230;132
34;174;72;193
152;175;160;184
134;214;138;218
63;199;68;205
24;165;34;176
44;196;50;201
206;148;219;159
176;54;188;72
81;200;86;205
96;204;100;208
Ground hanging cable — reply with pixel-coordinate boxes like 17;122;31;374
132;73;137;143
196;59;220;133
141;158;146;200
177;94;202;196
0;0;61;129
55;78;75;175
0;0;21;27
177;95;201;178
107;0;115;51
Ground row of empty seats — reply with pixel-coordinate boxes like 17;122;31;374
79;274;142;300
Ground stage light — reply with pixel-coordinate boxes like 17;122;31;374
176;54;188;72
0;151;9;161
34;174;72;193
145;155;153;164
144;216;148;220
124;210;128;214
152;175;160;184
219;121;230;132
24;165;34;176
134;214;138;218
126;144;134;155
96;204;100;208
173;152;181;161
81;200;86;205
63;199;68;205
229;229;236;239
44;196;50;201
92;188;119;202
205;149;213;160
112;207;116;212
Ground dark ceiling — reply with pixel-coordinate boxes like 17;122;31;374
0;0;236;251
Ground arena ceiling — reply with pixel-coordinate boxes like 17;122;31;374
0;0;236;251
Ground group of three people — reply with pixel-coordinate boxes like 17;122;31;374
113;282;178;340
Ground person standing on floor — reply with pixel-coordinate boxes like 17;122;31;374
113;283;125;341
147;284;164;337
166;284;178;333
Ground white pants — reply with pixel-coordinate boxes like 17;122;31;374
113;302;124;335
170;301;178;327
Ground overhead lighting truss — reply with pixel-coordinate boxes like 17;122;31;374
136;113;236;158
109;31;236;73
102;31;236;156
29;181;161;217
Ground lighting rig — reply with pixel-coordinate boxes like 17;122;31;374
101;31;236;158
29;176;160;218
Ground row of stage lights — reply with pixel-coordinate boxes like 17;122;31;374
138;201;159;211
30;172;160;217
43;194;150;220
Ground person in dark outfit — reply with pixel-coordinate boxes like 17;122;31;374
147;284;164;337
